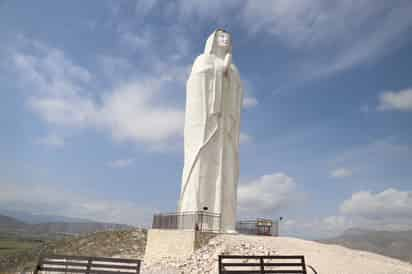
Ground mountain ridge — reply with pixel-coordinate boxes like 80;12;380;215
0;210;99;224
0;214;133;235
319;228;412;263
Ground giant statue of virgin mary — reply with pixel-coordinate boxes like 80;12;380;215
178;29;243;233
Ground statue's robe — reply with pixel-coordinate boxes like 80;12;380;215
178;30;243;233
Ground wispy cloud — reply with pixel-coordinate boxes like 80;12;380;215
107;158;135;168
130;1;412;85
120;29;153;51
332;139;410;172
330;168;353;179
12;37;185;148
35;133;65;148
134;0;239;22
242;1;412;77
240;132;252;144
378;88;412;112
243;96;258;109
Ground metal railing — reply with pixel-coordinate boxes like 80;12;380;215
219;255;311;274
236;218;279;236
34;255;141;274
152;211;221;232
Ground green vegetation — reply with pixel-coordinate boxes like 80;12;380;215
0;214;142;272
0;233;47;272
0;233;43;256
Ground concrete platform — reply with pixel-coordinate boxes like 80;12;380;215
144;229;217;262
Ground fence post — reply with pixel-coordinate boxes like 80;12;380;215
137;260;141;274
302;256;307;274
200;211;203;231
86;258;92;274
260;257;264;274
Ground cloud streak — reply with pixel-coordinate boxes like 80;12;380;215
242;1;412;76
130;1;412;84
243;96;258;108
107;158;135;168
35;133;65;148
330;168;352;179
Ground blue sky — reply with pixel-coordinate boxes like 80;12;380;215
1;1;412;238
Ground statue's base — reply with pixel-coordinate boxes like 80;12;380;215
223;229;238;234
144;229;217;263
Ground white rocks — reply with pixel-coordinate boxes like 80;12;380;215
142;234;412;274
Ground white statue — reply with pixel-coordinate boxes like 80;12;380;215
178;29;243;233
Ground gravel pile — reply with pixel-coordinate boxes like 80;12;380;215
1;229;147;273
142;234;412;274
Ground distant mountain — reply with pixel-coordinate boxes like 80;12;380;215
29;222;134;235
0;215;26;230
320;228;412;263
0;214;133;235
0;209;95;224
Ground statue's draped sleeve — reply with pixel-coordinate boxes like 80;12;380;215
180;54;219;205
233;65;243;150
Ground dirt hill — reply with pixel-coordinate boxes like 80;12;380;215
142;234;412;274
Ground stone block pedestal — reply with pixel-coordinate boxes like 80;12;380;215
144;229;217;263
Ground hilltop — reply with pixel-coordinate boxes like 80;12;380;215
142;234;412;274
2;227;412;273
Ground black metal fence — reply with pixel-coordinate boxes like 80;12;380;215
219;255;309;274
236;218;279;236
152;211;221;232
34;255;141;274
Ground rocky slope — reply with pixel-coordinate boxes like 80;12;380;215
0;229;146;273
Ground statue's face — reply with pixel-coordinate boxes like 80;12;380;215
216;31;231;49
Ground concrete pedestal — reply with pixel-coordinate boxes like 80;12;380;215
144;229;217;263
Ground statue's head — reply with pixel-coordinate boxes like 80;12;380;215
204;29;232;55
216;29;231;50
